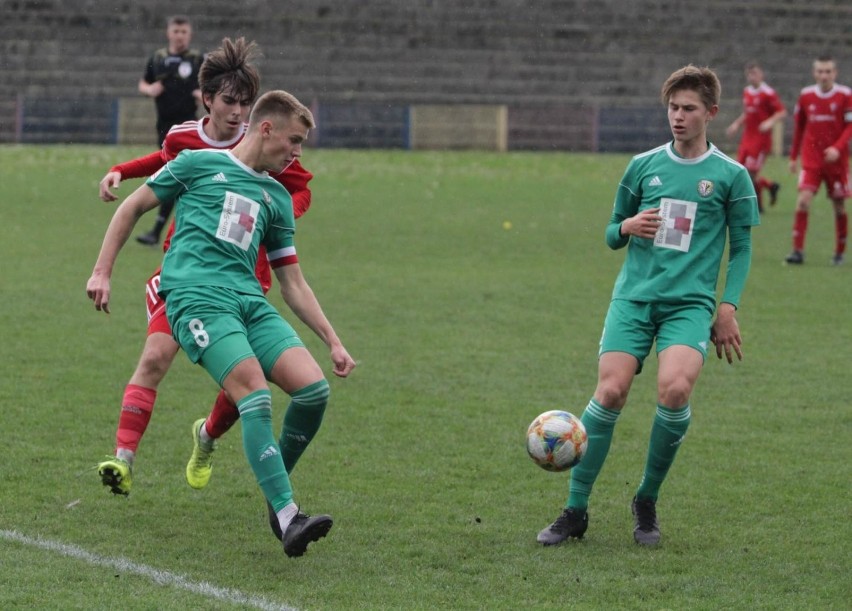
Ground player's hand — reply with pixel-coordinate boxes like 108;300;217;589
824;147;840;163
622;207;662;240
788;159;798;174
99;171;122;202
758;119;773;133
330;344;356;378
725;123;738;138
86;273;112;314
710;304;742;364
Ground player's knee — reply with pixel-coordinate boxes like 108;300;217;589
594;383;629;410
796;192;814;211
137;344;177;380
657;379;692;409
292;378;330;410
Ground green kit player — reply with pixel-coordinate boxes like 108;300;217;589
537;65;760;547
88;90;356;558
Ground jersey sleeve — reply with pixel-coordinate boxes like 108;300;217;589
264;188;298;269
161;130;185;161
275;160;314;219
111;150;167;179
789;94;806;161
605;158;642;249
720;225;752;308
768;90;786;115
832;94;852;151
143;51;156;83
146;150;193;203
727;167;761;228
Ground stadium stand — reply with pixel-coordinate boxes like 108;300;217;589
1;0;850;150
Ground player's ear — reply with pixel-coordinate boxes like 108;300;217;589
707;104;719;120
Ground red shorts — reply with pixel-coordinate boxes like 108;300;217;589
798;166;851;199
145;269;172;336
737;138;771;173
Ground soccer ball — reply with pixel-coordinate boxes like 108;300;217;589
526;410;588;472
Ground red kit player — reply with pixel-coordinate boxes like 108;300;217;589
785;55;852;265
725;61;787;213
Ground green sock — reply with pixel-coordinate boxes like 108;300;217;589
567;399;621;511
279;379;330;473
636;404;691;501
237;390;293;512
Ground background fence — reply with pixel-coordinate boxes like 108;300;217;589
3;0;850;151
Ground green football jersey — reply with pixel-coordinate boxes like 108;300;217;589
607;142;759;310
147;149;296;298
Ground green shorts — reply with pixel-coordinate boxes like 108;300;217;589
165;286;304;385
598;299;712;373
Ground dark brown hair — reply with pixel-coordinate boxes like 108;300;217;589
198;37;261;112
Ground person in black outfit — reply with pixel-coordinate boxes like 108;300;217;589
136;15;204;245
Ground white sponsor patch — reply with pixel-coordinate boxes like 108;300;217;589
217;191;260;250
654;198;697;252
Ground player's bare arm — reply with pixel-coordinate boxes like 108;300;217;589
274;264;356;378
725;114;744;138
710;303;743;364
87;184;162;314
138;78;165;98
759;108;787;133
621;207;663;239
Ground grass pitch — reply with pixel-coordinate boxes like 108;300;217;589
0;145;849;609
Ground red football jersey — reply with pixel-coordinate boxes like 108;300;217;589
112;117;314;293
789;84;852;170
740;83;785;149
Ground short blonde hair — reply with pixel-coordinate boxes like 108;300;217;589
661;65;721;110
249;90;315;129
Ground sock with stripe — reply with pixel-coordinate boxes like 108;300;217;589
115;384;156;463
567;399;621;511
279;379;330;473
635;403;692;501
237;389;293;512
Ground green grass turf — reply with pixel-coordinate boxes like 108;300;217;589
0;145;849;609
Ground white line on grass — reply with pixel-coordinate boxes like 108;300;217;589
1;529;298;611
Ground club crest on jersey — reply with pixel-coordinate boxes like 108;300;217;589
697;180;714;197
178;61;193;79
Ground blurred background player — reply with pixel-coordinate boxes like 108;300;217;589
87;90;356;557
137;15;205;246
95;38;313;504
536;65;758;548
785;55;852;265
725;60;786;214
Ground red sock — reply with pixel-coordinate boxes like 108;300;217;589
792;210;809;251
115;384;156;454
837;212;848;255
756;177;772;192
205;389;240;439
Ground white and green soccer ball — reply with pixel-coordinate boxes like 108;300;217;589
526;410;588;472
